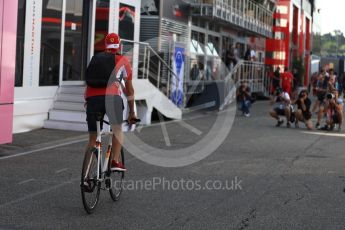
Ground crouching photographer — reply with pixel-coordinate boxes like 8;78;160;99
236;82;253;117
321;93;343;131
294;89;313;130
270;87;292;128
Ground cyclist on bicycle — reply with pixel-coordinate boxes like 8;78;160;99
84;33;136;171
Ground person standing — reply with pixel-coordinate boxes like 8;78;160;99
337;73;344;97
315;72;328;129
311;70;322;112
234;43;241;64
250;46;256;62
272;67;281;93
244;46;251;61
225;44;235;70
280;67;293;96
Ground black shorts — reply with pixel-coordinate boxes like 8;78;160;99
273;80;280;88
302;111;312;121
86;95;124;132
317;93;325;102
333;114;340;124
274;107;286;116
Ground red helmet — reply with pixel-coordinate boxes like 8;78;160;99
105;33;120;50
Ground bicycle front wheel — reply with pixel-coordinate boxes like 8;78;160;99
81;148;101;214
109;148;125;201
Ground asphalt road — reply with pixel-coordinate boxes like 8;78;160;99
0;101;345;230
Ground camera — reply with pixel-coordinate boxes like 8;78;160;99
298;90;308;99
275;87;282;96
299;92;306;98
326;93;335;100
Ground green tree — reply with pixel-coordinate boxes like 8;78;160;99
313;33;322;55
333;30;343;56
313;30;345;57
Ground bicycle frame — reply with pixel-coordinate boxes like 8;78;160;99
95;120;113;181
84;118;140;183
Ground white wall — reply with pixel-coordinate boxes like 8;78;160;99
13;0;55;134
109;0;141;79
13;0;143;133
14;87;58;133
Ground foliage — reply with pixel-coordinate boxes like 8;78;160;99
313;30;345;57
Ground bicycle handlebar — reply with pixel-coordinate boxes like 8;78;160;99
125;118;141;124
102;119;141;126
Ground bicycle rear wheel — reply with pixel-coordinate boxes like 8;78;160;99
81;148;101;214
109;148;125;201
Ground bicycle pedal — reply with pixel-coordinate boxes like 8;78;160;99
105;177;112;189
81;182;94;193
80;181;88;187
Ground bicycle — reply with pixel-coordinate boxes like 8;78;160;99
80;116;140;214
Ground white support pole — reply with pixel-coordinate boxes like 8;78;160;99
88;0;97;63
59;0;66;86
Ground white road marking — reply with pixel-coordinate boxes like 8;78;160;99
55;168;69;174
0;178;79;208
158;113;171;147
161;122;171;146
138;109;228;129
183;101;217;114
178;121;203;136
136;126;143;133
0;138;88;161
1;156;139;208
18;179;35;185
0;108;230;161
302;131;345;138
